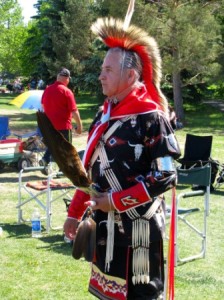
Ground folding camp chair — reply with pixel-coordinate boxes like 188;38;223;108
0;116;42;140
16;166;75;233
0;116;11;140
178;134;213;165
177;134;218;190
174;164;211;265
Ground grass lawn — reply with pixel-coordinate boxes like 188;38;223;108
0;93;224;299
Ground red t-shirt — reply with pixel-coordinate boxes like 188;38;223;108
41;81;77;130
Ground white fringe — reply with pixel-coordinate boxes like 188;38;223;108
127;198;162;285
105;211;115;272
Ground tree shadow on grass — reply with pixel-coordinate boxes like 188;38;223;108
211;189;224;196
1;223;73;256
1;223;31;237
176;184;224;196
37;234;74;256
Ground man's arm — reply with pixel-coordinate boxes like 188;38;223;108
72;110;82;134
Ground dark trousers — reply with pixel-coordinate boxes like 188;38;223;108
43;129;72;163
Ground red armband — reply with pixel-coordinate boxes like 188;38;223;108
68;189;90;220
110;182;152;213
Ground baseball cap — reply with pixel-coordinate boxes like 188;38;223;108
58;68;71;78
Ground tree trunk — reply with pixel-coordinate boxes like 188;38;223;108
172;70;185;121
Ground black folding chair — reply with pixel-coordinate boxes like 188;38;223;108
174;164;211;265
177;134;218;190
178;134;213;166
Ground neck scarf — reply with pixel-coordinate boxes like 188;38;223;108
82;85;161;168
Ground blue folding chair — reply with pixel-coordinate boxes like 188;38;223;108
0;116;42;140
0;116;11;140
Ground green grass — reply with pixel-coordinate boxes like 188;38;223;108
0;93;224;299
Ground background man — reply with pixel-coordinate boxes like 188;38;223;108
41;68;82;165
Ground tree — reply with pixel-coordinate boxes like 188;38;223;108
7;0;222;116
19;21;45;78
29;0;94;87
33;0;67;82
56;0;93;70
84;0;223;120
0;0;27;76
139;0;223;120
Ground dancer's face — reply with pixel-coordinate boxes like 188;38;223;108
99;50;131;99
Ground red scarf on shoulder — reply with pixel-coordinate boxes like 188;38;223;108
82;86;161;168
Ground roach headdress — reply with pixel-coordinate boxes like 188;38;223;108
91;14;168;115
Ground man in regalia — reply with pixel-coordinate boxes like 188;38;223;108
64;16;181;300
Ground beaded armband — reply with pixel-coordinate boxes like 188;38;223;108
110;182;152;213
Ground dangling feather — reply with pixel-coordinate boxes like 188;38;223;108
123;0;135;31
72;213;96;262
36;111;91;188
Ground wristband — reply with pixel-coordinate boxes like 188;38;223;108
111;182;152;213
68;189;90;220
67;217;78;221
